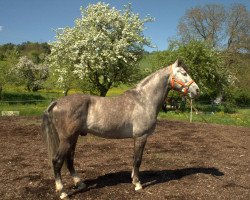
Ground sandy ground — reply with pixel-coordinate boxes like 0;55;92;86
0;116;249;200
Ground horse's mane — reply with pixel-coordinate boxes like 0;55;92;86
122;68;166;96
125;59;190;94
136;68;166;88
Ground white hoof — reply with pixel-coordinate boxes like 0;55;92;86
134;182;142;191
60;192;68;199
55;180;63;193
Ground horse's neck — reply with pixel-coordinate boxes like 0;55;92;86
135;67;171;113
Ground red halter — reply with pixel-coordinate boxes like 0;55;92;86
170;64;194;95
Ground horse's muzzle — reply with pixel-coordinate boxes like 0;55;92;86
189;84;200;99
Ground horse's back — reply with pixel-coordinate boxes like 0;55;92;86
85;92;137;138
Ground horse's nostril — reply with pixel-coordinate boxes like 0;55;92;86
196;88;200;94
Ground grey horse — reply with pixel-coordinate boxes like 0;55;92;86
42;59;200;199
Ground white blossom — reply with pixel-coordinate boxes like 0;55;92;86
47;2;152;94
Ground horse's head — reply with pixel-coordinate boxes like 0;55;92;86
169;59;200;99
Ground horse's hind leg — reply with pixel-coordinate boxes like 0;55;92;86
52;140;71;199
66;141;86;191
131;134;148;191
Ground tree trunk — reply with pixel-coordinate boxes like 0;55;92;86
92;71;112;97
99;88;108;97
63;88;69;96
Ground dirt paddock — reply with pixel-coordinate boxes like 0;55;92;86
0;116;249;200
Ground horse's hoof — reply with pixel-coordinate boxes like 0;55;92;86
134;182;143;191
60;192;69;199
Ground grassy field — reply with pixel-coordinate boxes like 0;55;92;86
1;86;250;127
158;108;250;127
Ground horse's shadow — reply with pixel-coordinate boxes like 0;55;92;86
69;167;224;196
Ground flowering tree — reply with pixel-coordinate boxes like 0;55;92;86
15;56;48;91
48;2;152;96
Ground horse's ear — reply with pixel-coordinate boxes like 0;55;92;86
176;59;183;67
175;59;189;71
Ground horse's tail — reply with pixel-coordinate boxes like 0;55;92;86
41;101;59;166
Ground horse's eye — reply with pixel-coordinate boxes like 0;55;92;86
182;72;187;76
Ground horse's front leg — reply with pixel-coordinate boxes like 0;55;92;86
131;134;148;191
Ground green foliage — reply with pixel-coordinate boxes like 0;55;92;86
0;43;18;61
138;50;172;74
16;42;50;63
176;3;250;106
223;101;237;113
232;53;250;106
1;91;45;102
234;91;250;106
0;47;19;83
139;40;231;100
169;40;231;98
0;42;51;97
0;42;50;63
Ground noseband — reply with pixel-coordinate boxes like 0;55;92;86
169;64;194;95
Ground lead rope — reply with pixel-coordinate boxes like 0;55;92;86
190;99;193;123
186;98;208;123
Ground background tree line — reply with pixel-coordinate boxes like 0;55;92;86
0;3;249;106
176;3;250;105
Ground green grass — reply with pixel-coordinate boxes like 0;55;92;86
106;85;131;96
158;108;250;127
0;101;49;116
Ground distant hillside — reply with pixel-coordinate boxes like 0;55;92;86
0;42;50;64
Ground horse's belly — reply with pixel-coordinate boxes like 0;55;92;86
87;122;134;139
88;127;133;139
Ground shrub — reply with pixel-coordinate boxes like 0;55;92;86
1;92;45;104
223;101;237;113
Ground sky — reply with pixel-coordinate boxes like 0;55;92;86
0;0;249;51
